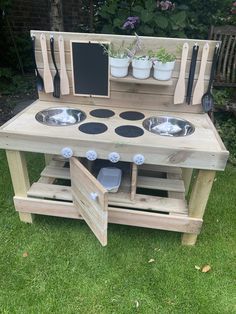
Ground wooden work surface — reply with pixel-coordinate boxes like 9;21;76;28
0;100;228;170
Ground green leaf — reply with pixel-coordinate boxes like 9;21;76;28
102;24;114;34
139;25;154;35
105;4;116;14
155;16;169;29
132;5;143;13
141;10;154;23
170;11;186;26
113;18;123;28
145;0;156;11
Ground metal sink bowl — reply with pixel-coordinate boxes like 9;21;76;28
35;107;86;126
142;116;195;137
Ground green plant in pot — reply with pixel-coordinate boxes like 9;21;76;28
132;50;153;80
101;41;130;78
152;48;176;81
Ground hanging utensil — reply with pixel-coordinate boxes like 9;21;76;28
50;36;60;98
201;44;220;112
40;33;53;93
58;35;70;95
192;42;209;105
186;44;199;105
174;42;189;104
31;35;44;92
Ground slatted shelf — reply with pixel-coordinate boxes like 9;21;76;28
27;182;188;215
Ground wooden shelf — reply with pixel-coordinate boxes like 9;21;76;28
110;75;173;86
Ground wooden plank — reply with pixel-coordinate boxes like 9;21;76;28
44;154;53;165
182;170;216;245
109;207;202;234
109;192;188;214
30;30;220;114
6;150;33;223
27;182;188;214
14;196;202;234
70;157;108;246
167;172;185;208
41;165;70;180
35;65;210;96
181;168;193;195
131;163;137;200
137;176;185;192
32;30;219;61
35;52;214;80
37;90;204;113
0;101;229;170
0;132;228;171
139;164;182;175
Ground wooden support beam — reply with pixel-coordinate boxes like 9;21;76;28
6;150;33;223
182;170;216;245
131;163;138;200
182;168;193;195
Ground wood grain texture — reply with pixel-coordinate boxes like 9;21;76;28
6;150;33;223
192;43;209;105
182;169;216;245
31;30;220;113
58;35;70;95
40;33;53;93
70;157;108;246
14;196;202;234
0;100;229;170
174;42;189;104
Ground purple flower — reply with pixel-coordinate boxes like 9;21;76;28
123;16;140;30
157;1;175;11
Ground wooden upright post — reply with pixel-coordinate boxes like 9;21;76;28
182;169;216;245
182;168;193;195
6;150;33;223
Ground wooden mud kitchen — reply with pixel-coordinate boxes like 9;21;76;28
0;31;229;246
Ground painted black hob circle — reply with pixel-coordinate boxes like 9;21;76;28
79;122;108;134
115;125;144;138
90;108;115;118
119;111;145;121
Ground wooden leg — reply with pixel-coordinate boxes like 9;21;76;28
182;170;216;245
182;168;193;196
6;150;33;223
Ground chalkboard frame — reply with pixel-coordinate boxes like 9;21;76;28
70;40;110;98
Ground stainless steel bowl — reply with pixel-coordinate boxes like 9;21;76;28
142;116;195;137
35;107;86;126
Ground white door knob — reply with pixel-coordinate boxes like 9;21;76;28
108;152;120;163
86;150;97;161
133;154;145;165
61;147;73;158
90;192;98;201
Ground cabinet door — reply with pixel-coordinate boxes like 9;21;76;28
70;157;108;246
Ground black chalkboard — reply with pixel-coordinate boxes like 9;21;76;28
71;41;109;97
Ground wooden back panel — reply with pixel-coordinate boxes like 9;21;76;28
31;30;219;114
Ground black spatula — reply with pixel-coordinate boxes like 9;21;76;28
186;44;199;105
201;44;220;112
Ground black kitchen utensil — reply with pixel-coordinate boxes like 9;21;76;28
186;44;199;104
50;37;60;98
201;45;220;112
31;35;44;92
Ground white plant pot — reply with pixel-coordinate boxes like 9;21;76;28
153;60;175;80
132;58;152;79
109;57;130;78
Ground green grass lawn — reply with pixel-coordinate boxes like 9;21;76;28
0;150;235;314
